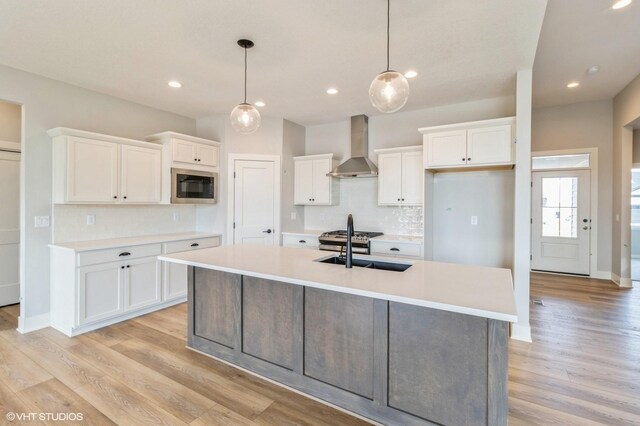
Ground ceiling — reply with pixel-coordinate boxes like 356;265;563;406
0;0;546;125
533;0;640;108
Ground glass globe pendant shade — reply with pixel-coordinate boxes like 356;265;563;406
230;103;261;134
369;70;410;113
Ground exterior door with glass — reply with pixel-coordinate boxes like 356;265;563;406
531;170;591;275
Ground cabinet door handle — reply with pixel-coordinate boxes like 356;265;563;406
190;243;200;247
397;198;401;201
119;252;131;257
126;265;130;268
262;229;272;234
121;266;125;269
123;196;127;199
299;240;306;243
467;157;471;161
462;158;466;162
194;158;198;161
113;196;117;199
401;198;405;201
390;248;400;252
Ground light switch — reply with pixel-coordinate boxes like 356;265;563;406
173;212;180;221
34;216;50;228
471;216;478;226
86;214;96;225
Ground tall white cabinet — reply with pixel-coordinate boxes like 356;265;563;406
375;146;423;206
49;128;162;204
294;154;338;205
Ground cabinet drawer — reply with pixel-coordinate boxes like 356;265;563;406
163;237;220;254
77;244;162;267
371;241;422;258
282;235;320;248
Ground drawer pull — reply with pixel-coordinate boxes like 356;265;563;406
390;248;400;252
190;243;200;247
119;252;131;257
299;240;306;243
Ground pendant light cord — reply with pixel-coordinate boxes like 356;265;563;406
243;47;248;104
386;0;390;71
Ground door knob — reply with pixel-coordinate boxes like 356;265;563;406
582;219;588;223
582;226;589;230
262;229;272;234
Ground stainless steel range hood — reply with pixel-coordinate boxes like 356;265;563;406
327;115;378;178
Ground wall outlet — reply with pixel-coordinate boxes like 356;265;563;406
86;214;96;225
172;212;180;221
290;212;297;220
471;216;478;226
34;216;50;228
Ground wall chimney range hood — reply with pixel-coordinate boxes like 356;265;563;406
327;115;378;178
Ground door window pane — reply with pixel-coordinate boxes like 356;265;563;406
541;177;578;238
532;154;590;170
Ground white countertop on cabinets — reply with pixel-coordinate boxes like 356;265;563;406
49;232;221;252
160;245;516;322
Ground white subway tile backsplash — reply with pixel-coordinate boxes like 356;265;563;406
304;178;423;235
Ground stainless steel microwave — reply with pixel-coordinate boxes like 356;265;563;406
171;168;218;204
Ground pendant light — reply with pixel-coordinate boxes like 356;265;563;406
369;0;409;113
230;39;261;134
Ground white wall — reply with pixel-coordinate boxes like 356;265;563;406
52;205;197;243
433;171;514;268
282;119;306;233
304;96;516;259
612;73;640;286
0;100;21;142
532;100;613;275
195;114;285;243
633;130;640;164
0;64;195;325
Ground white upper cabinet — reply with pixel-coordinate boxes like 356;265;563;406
420;117;516;170
147;132;220;169
49;128;163;204
120;144;162;203
65;136;119;203
424;130;467;168
294;154;338;205
376;146;423;206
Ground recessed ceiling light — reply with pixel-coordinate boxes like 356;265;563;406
254;101;266;107
326;88;339;95
404;70;418;79
168;80;182;88
612;0;632;9
587;65;601;75
567;82;580;88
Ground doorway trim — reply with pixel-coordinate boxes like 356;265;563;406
226;154;281;246
531;147;605;279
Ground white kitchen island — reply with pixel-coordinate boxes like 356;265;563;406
161;245;517;426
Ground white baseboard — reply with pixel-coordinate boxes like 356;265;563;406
510;323;532;342
591;270;612;280
611;273;633;288
17;312;50;334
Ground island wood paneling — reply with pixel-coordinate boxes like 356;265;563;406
388;302;489;425
303;287;375;399
242;277;296;370
193;268;240;349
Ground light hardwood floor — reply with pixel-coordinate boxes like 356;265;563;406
0;273;638;425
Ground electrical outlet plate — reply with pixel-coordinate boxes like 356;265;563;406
86;214;96;225
34;216;50;227
172;212;180;221
471;216;478;225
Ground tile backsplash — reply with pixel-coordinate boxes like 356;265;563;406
303;178;423;235
52;204;197;243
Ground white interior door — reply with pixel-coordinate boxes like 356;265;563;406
0;150;20;307
531;170;591;275
233;160;276;245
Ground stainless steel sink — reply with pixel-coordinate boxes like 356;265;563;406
315;255;412;272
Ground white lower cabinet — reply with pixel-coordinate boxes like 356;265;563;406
370;240;423;259
50;234;220;336
282;233;320;249
78;262;124;325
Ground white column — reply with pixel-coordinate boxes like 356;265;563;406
512;69;533;342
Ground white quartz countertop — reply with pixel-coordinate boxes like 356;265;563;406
371;234;423;244
49;232;222;252
281;230;324;236
160;245;517;322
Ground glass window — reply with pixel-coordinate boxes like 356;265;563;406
532;154;590;170
541;177;578;238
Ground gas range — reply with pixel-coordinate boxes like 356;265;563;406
318;230;383;255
